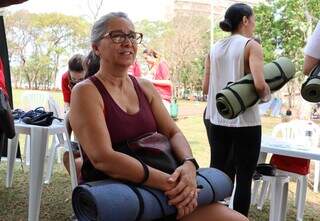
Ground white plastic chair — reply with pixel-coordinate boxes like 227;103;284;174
20;91;52;166
291;120;320;193
254;120;320;221
20;91;51;111
315;159;320;193
18;92;66;183
45;113;78;185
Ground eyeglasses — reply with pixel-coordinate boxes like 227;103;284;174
70;77;84;83
102;31;143;44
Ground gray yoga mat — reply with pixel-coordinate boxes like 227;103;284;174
72;168;232;221
216;57;295;119
301;64;320;103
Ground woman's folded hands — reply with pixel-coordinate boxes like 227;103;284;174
164;162;199;219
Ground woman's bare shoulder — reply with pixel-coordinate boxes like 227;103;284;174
136;78;156;102
71;78;101;104
72;79;97;94
137;78;154;90
246;39;263;51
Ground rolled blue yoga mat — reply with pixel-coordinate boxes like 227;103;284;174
72;168;232;221
301;64;320;103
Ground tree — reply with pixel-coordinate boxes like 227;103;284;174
254;0;320;109
135;16;210;98
5;11;90;89
87;0;104;22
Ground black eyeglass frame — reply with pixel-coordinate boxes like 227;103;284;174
101;31;143;44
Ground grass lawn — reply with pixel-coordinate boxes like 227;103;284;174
0;90;319;220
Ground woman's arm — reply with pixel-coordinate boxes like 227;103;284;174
69;81;175;191
246;40;271;102
138;79;193;162
304;55;319;75
202;54;210;95
139;79;198;212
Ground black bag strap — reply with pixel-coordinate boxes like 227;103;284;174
226;87;246;113
126;183;145;221
196;171;216;203
302;64;320;88
139;186;166;217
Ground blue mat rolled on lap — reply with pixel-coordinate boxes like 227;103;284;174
72;168;233;221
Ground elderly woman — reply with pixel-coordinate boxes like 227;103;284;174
70;12;247;221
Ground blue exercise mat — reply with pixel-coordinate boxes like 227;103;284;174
72;168;232;221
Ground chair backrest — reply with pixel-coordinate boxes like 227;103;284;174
290;120;320;148
271;122;297;142
64;114;83;161
272;120;320;148
48;96;63;118
20;91;51;111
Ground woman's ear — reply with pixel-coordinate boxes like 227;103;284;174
92;44;100;57
242;16;249;26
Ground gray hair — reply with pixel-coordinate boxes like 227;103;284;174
91;12;131;44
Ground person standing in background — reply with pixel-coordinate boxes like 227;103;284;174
202;3;270;217
61;54;85;112
304;21;320;75
143;48;172;112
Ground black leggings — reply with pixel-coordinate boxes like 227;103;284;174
203;112;261;216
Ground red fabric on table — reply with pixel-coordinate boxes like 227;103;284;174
270;154;310;175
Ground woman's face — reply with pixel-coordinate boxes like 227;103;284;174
245;15;256;37
94;17;138;68
143;53;156;65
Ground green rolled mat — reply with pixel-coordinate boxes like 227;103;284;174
301;64;320;103
216;57;295;119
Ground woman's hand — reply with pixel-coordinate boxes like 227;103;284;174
259;82;271;103
176;190;199;220
165;162;197;208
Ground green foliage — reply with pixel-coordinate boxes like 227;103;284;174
254;4;277;62
5;11;90;90
254;0;320;108
135;19;170;49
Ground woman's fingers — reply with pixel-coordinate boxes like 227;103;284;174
176;188;196;208
176;197;197;220
165;179;187;197
168;168;181;183
168;186;190;205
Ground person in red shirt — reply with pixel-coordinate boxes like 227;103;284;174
61;54;85;177
61;54;85;112
0;58;7;96
143;49;172;112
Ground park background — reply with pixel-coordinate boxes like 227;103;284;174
0;0;320;220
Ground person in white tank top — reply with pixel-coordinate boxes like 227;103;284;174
304;21;320;75
202;3;270;217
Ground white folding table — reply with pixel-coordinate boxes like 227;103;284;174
6;120;77;221
259;136;320;221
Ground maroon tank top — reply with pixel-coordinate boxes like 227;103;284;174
81;75;157;182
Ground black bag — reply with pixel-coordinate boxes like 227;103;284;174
0;89;15;138
81;132;179;182
21;107;62;126
118;132;179;174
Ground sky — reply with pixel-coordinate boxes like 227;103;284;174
6;0;173;22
